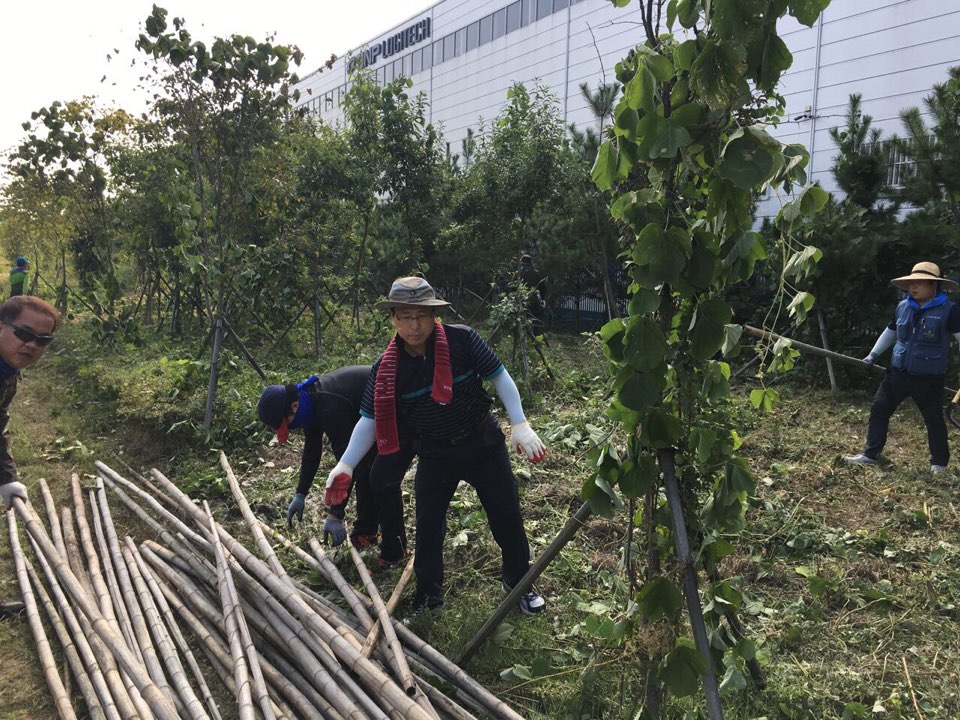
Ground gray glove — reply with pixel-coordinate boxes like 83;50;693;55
0;481;27;509
862;354;875;365
323;515;347;546
286;493;306;528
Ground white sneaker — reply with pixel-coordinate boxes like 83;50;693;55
931;464;948;474
843;453;877;465
503;582;546;616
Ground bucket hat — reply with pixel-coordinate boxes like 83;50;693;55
374;277;451;310
891;261;958;292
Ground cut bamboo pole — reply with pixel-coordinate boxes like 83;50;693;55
24;557;107;720
13;497;181;720
27;534;136;720
39;478;66;557
127;540;224;720
121;539;211;720
205;501;275;720
60;507;94;601
347;544;418;697
74;477;154;720
96;462;208;548
93;483;175;707
205;501;256;720
88;488;146;665
308;537;375;631
142;540;373;720
142;545;330;720
7;509;79;720
220;451;288;581
149;468;432;720
362;555;415;657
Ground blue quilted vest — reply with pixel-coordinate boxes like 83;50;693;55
890;295;954;376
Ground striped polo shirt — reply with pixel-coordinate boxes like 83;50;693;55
360;324;505;441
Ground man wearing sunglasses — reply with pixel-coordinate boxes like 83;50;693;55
0;296;61;509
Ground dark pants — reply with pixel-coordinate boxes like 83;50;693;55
865;368;949;466
367;439;416;562
411;416;531;609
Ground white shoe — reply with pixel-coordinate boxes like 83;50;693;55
503;582;546;616
843;453;877;465
931;464;948;474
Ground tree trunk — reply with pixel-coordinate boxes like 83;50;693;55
203;315;225;428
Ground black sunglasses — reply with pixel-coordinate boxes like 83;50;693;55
3;321;54;347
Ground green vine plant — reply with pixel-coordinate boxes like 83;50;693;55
588;0;830;715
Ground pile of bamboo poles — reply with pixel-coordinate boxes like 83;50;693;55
6;452;526;720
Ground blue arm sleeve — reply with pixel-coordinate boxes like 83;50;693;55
490;368;526;425
339;416;376;468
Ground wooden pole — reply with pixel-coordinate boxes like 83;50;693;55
658;449;723;720
203;316;225;427
457;501;592;667
816;309;837;390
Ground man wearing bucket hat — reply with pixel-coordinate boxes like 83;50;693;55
327;276;549;616
844;261;960;473
257;366;413;565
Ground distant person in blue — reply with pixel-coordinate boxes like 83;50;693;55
9;257;29;298
844;261;960;474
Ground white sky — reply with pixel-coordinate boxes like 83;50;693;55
1;0;430;157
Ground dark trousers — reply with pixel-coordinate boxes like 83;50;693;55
865;368;949;466
412;417;531;608
367;439;415;562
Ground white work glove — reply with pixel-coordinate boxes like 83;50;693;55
862;354;876;365
0;481;27;509
324;461;354;506
510;422;547;464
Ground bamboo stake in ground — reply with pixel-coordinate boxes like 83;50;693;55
7;508;79;720
13;497;181;720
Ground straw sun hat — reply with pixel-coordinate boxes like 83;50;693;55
891;261;959;292
374;277;452;310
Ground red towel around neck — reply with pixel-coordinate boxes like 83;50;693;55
374;321;453;455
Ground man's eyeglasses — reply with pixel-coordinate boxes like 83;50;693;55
393;313;434;325
3;322;54;347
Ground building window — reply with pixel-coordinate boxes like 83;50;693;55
537;0;553;20
493;8;507;38
384;62;394;83
412;48;423;74
506;2;521;32
422;43;433;70
455;27;467;56
521;0;535;26
480;15;493;45
403;54;412;77
394;58;404;79
433;39;444;64
443;33;455;61
466;20;480;51
885;141;916;188
555;0;569;9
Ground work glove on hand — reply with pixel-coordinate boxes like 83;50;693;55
862;354;876;365
323;515;347;546
286;493;306;528
0;481;27;509
324;462;353;506
510;421;547;464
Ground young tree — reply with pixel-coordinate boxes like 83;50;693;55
590;0;829;714
828;93;890;210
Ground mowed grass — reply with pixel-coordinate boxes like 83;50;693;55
0;325;959;719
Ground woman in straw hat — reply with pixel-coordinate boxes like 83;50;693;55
324;276;549;616
844;261;960;473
